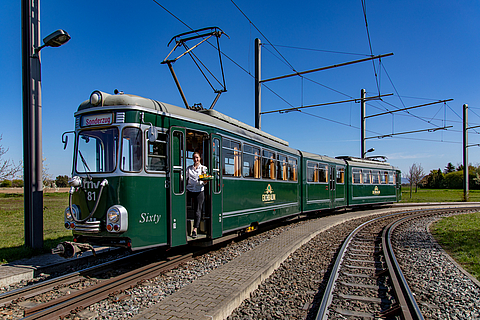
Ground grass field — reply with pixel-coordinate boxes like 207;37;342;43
430;212;480;281
0;189;479;283
0;192;72;264
401;187;480;203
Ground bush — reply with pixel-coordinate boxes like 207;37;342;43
0;180;12;187
55;175;69;188
12;179;24;188
444;171;463;189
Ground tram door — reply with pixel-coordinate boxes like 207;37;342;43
210;134;223;238
329;165;336;208
169;127;187;246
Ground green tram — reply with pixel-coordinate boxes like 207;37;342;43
60;90;401;255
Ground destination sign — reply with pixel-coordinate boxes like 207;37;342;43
81;113;113;127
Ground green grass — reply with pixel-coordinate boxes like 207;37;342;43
0;192;72;264
431;212;480;281
401;187;480;203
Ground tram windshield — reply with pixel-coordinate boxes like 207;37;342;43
76;128;118;173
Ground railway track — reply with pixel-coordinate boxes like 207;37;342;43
21;253;193;319
1;225;257;319
0;248;188;319
315;207;479;320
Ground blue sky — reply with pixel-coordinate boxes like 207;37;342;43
1;0;480;179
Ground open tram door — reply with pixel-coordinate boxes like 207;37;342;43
169;127;187;246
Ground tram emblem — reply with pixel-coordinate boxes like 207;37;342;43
262;184;276;202
372;186;381;195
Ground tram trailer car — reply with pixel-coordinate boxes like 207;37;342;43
58;90;400;256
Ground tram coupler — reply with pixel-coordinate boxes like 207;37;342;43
52;241;96;259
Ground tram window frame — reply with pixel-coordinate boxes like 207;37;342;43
212;137;221;194
381;171;388;184
318;163;328;183
388;171;395;185
362;170;372;184
262;149;276;180
352;168;362;184
307;161;317;183
242;144;261;179
120;127;143;173
277;154;288;181
372;170;380;184
336;167;345;184
222;137;242;177
145;130;167;173
76;127;118;173
288;157;298;181
307;161;328;183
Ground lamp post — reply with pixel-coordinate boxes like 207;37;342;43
22;0;70;248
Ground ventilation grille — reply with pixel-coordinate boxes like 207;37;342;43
116;112;125;123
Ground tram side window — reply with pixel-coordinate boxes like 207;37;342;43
336;167;345;184
121;127;142;172
362;170;372;184
223;138;241;177
381;171;388;184
307;161;317;182
277;154;288;181
288;158;298;181
307;161;328;183
388;171;395;184
372;170;380;184
353;168;362;184
318;164;328;183
262;149;276;179
146;132;167;172
243;144;261;178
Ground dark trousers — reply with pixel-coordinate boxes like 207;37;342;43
187;190;204;229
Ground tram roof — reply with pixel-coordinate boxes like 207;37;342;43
300;151;346;165
336;156;398;169
77;91;292;151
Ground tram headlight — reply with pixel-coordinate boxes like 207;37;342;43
65;205;80;221
106;205;128;233
90;91;103;106
107;207;120;223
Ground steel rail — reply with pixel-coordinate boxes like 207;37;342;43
0;249;152;307
315;210;408;320
315;206;480;320
381;215;422;320
381;207;480;319
22;253;193;319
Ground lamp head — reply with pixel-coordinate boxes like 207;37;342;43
43;29;71;47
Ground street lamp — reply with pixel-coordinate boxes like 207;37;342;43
363;147;375;158
35;29;71;55
22;0;70;248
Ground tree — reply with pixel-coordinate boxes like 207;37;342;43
0;135;22;180
444;162;455;174
404;163;425;197
421;168;444;189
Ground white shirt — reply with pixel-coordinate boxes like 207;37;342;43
186;164;207;192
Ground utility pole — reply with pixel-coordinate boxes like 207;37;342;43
360;89;366;158
255;38;261;130
463;104;469;201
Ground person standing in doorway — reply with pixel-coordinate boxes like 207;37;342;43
186;151;207;238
